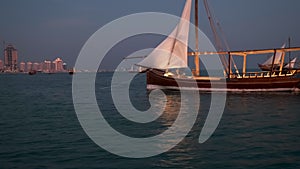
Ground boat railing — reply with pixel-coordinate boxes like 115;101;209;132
230;70;297;79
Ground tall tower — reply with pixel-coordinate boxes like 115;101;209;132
53;58;64;72
26;62;32;72
4;44;18;71
43;60;52;73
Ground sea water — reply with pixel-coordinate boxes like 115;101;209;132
0;73;299;169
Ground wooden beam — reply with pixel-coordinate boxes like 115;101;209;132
243;54;247;77
188;47;300;56
194;0;200;76
279;52;286;75
270;50;277;76
228;52;231;79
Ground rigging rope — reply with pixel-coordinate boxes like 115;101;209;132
203;0;239;76
216;21;240;75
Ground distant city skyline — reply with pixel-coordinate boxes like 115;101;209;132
1;0;300;70
18;58;67;73
0;43;68;73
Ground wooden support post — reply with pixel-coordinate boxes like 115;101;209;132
279;52;286;75
228;52;231;79
243;54;247;77
194;0;200;76
270;49;277;76
288;37;291;70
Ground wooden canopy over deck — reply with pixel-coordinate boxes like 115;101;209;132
188;47;300;78
188;47;300;56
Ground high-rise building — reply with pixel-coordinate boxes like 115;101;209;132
0;59;3;71
43;60;52;73
4;44;18;71
32;62;39;71
53;58;64;72
26;62;32;72
19;62;26;72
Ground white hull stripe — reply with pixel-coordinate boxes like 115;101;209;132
147;84;300;92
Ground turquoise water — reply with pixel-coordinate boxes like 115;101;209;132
0;73;299;169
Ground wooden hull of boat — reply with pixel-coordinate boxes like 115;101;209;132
147;69;300;92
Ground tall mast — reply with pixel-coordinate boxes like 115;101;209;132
288;37;291;69
194;0;200;76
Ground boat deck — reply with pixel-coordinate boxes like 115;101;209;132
190;70;297;80
182;72;296;81
193;76;223;80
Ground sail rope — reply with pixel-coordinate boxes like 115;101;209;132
216;20;240;75
203;0;228;70
203;0;239;76
166;21;182;72
166;0;191;72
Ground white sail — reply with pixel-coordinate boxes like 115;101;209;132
284;58;297;69
137;0;192;69
263;44;286;65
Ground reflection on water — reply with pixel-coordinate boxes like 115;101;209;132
150;90;200;155
96;71;201;158
97;73;300;168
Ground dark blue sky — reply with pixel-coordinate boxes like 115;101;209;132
1;0;300;68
